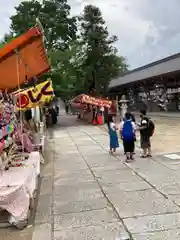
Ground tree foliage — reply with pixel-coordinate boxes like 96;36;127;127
10;0;77;50
0;33;15;48
47;41;86;99
1;1;128;99
79;5;128;95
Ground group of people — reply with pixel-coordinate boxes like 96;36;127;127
91;105;105;124
107;109;154;162
75;104;105;124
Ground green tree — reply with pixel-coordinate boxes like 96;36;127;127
79;5;128;95
47;41;86;99
2;2;128;99
7;0;78;98
0;33;15;48
10;0;77;50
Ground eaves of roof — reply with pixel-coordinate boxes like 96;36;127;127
109;52;180;89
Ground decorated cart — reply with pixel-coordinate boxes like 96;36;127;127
70;94;115;125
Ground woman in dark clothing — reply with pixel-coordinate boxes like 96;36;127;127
65;101;69;114
24;109;32;121
104;107;108;123
92;106;98;124
51;108;57;125
55;105;59;116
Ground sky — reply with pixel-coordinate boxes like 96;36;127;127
1;0;180;69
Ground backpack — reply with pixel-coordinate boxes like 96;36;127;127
122;120;134;141
147;118;155;137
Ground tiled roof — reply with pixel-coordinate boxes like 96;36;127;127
109;52;180;89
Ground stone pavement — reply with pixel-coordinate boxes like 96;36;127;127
149;117;180;154
32;113;180;240
116;113;180;155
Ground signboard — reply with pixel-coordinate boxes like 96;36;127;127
81;94;112;108
167;88;180;94
15;80;54;110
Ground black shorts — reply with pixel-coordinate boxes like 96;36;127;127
140;135;151;149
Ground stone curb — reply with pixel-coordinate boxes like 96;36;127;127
32;138;54;240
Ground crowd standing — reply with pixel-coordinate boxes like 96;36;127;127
65;99;155;162
107;109;155;162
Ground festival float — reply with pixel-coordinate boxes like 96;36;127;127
0;24;52;229
71;94;116;125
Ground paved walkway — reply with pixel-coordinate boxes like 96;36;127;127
133;111;180;119
31;112;180;240
116;113;180;155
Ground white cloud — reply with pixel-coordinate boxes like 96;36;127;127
0;0;23;38
1;0;180;69
69;0;165;68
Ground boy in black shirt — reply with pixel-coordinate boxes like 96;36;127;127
139;109;152;157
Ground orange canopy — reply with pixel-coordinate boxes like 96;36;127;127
0;26;50;90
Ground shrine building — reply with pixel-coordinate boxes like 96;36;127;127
108;52;180;112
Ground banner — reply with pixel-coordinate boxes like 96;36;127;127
80;94;112;108
15;80;54;110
